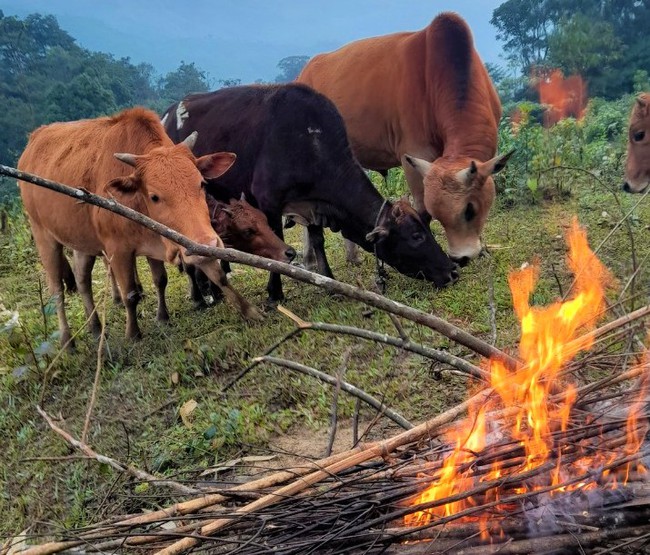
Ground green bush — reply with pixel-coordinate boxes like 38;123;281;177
496;95;631;206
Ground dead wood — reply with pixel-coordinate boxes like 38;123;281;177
256;355;414;430
37;406;201;495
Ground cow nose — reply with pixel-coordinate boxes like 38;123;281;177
286;247;297;261
451;256;471;267
623;182;631;193
436;263;459;288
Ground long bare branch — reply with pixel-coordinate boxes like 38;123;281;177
2;164;517;367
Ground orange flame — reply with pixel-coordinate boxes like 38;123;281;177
404;220;647;536
537;69;587;127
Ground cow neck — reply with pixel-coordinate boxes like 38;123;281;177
336;183;387;253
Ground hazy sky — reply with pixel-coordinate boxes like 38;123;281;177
3;1;506;84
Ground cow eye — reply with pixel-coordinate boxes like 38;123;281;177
411;231;424;243
634;130;646;142
464;203;476;222
150;194;160;203
243;228;255;238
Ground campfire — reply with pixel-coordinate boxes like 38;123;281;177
403;219;649;543
12;219;650;555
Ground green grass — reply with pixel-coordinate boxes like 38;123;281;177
0;175;648;537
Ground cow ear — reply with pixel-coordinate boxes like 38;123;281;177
197;152;237;179
479;149;515;177
635;94;649;116
106;176;139;196
403;154;432;178
366;226;390;243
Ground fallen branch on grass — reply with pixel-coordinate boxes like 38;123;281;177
255;355;414;430
36;406;201;496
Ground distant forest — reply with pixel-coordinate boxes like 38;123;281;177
2;1;650;167
0;11;308;167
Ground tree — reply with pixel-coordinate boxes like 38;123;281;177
490;0;559;72
547;14;622;77
157;61;210;105
274;56;309;83
45;73;117;122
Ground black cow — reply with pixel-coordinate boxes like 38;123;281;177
162;84;458;301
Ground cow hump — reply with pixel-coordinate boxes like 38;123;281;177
427;12;474;108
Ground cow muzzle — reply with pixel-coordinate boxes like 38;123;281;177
622;181;649;194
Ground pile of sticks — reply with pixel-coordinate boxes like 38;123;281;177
14;316;650;555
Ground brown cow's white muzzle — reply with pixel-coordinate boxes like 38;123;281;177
448;238;482;265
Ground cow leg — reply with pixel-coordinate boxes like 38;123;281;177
197;261;262;321
302;226;317;271
72;251;102;339
344;239;362;265
103;257;123;305
31;229;73;350
266;214;285;302
307;225;334;278
184;263;208;309
147;258;169;322
402;157;432;226
61;253;77;294
108;251;142;340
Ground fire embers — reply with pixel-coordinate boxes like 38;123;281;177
404;220;649;540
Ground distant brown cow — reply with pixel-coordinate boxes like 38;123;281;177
297;12;513;264
624;93;650;194
18;107;260;350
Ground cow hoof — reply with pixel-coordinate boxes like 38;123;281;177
126;330;143;341
192;298;209;310
265;295;284;307
90;325;105;341
113;296;123;306
244;304;264;321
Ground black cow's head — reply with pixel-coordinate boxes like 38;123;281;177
366;198;458;287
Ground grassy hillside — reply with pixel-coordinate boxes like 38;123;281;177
1;167;648;535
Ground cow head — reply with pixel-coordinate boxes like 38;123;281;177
107;132;236;265
207;194;297;262
365;198;458;287
404;151;514;265
624;93;650;194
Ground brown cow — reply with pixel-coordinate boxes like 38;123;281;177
18;107;261;350
297;12;513;264
624;93;650;194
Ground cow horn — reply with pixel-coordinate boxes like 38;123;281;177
114;152;139;167
182;131;199;151
403;154;432;177
240;192;247;202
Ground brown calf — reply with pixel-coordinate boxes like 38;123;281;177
624;93;650;193
18;108;260;350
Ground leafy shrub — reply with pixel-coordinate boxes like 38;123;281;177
496;96;631;206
